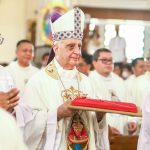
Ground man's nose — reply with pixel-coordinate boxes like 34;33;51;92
74;47;81;55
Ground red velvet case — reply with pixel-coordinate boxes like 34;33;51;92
71;97;138;113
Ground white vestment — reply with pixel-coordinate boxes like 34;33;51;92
109;36;126;63
125;74;142;134
131;71;150;108
137;92;150;150
0;108;27;150
6;61;39;95
129;71;150;128
0;109;27;150
16;59;109;150
125;74;137;100
89;71;127;134
0;66;27;150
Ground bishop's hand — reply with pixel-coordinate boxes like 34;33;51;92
57;101;75;121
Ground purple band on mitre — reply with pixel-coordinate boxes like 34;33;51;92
47;13;62;64
51;12;61;23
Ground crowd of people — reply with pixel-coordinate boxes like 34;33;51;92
0;7;150;150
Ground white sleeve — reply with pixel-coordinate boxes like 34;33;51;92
15;104;58;150
0;108;27;150
137;93;150;150
92;113;110;150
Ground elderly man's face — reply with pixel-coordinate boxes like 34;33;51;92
54;39;82;69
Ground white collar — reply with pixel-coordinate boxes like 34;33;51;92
93;70;112;81
54;58;78;79
15;61;31;70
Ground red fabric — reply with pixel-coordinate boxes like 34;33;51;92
71;97;138;113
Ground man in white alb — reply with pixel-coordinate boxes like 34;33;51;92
125;57;146;100
131;50;150;108
6;39;39;95
15;8;109;150
128;50;150;134
89;48;127;135
125;58;146;135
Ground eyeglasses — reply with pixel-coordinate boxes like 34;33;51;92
97;58;113;64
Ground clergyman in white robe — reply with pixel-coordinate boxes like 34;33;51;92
6;61;39;95
125;74;137;100
131;71;150;108
89;70;127;134
15;59;109;150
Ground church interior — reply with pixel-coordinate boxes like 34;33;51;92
1;0;150;149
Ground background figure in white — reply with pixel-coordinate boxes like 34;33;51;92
125;58;146;135
137;92;150;150
89;48;127;135
0;108;27;150
0;65;26;149
15;8;109;150
6;39;39;95
109;25;126;63
125;58;146;100
131;50;150;109
128;50;150;135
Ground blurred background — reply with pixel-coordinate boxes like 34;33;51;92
1;0;150;66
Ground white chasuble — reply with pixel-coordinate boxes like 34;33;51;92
16;59;109;150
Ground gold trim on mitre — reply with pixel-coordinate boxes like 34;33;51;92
45;60;82;81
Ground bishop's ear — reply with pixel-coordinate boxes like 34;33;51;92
53;42;59;54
